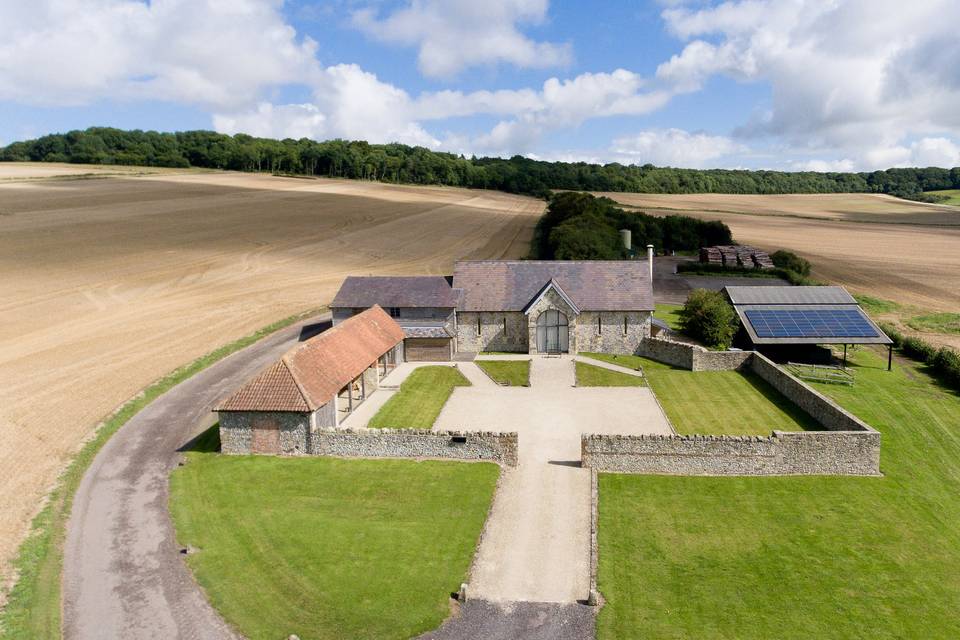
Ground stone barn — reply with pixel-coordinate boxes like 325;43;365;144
453;260;655;355
215;305;404;455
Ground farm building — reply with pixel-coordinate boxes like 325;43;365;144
453;260;654;355
215;306;404;455
724;285;894;368
331;275;459;361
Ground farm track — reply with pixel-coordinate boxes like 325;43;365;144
0;166;543;591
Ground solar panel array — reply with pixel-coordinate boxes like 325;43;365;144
744;309;879;339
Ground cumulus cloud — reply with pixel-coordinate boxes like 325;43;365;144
610;129;743;168
0;0;320;110
352;0;571;78
657;0;960;166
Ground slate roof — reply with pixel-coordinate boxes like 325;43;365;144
216;306;404;412
331;276;459;309
453;261;654;312
725;285;857;306
401;325;453;339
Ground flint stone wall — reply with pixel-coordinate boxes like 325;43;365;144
219;410;312;456
635;337;751;371
310;428;518;466
582;430;880;476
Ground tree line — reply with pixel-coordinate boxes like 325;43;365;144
532;192;733;259
3;127;960;200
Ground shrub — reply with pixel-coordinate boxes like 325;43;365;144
878;321;960;392
679;289;737;349
902;336;937;362
770;250;812;276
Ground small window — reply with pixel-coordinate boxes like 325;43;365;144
389;307;401;318
623;316;629;335
597;315;602;335
503;317;508;336
476;315;482;336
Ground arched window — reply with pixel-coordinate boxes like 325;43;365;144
536;309;569;353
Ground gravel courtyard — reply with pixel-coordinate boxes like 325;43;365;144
434;356;672;604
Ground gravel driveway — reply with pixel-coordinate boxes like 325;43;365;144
435;357;671;604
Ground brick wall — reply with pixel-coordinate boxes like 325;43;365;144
311;428;519;466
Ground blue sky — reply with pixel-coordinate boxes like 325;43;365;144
2;1;959;170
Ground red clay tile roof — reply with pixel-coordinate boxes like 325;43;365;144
331;276;458;308
216;306;404;412
453;260;654;312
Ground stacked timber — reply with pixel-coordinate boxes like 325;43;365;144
698;244;776;270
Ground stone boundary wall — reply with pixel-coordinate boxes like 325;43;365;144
310;428;518;466
749;352;871;432
635;337;751;371
582;430;880;476
587;468;600;606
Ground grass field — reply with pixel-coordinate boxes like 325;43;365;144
574;361;646;387
0;165;542;589
598;192;960;315
597;348;960;639
906;312;960;335
927;189;960;205
654;303;683;331
170;436;498;640
475;360;530;386
640;357;820;435
368;366;470;429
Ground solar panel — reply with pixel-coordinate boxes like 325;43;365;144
744;309;879;339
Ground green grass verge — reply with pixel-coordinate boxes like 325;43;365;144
575;361;646;387
640;356;820;435
854;294;901;315
597;348;960;639
906;312;960;335
926;188;960;205
171;438;498;639
368;366;470;429
475;360;530;386
0;308;324;639
654;303;683;331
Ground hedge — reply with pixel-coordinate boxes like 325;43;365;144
879;322;960;391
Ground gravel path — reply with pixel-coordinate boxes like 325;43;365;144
62;314;330;640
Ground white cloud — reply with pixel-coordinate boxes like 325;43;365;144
610;129;742;168
0;0;320;110
791;158;857;172
657;0;960;167
352;0;571;78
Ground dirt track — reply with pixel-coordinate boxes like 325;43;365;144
0;167;542;589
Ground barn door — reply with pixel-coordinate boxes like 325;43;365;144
251;416;280;454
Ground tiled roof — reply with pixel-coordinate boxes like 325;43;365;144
217;306;404;412
453;260;654;312
725;286;857;306
331;276;458;308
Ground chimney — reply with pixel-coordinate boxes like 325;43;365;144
647;244;654;283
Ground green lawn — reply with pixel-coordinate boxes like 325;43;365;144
927;188;960;205
475;359;530;386
654;303;684;331
597;349;960;639
854;294;901;315
642;356;819;435
906;312;960;335
575;360;646;387
582;352;645;371
368;366;470;429
171;441;498;640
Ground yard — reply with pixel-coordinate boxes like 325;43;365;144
583;353;818;435
170;432;499;640
654;303;683;331
368;366;470;429
597;349;960;639
574;361;645;387
475;359;531;386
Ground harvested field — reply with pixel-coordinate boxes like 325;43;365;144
0;167;542;588
597;192;960;314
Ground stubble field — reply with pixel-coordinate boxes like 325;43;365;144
597;192;960;348
0;165;542;588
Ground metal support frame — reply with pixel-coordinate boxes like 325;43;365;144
888;344;893;371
